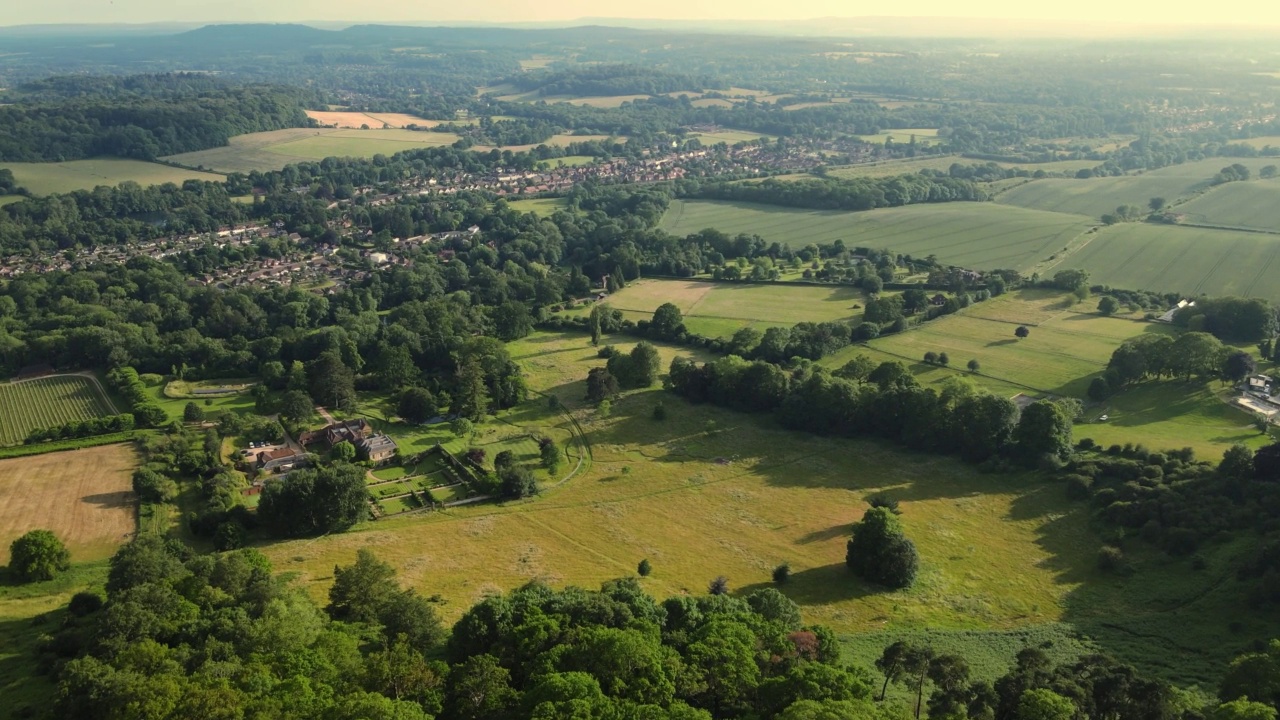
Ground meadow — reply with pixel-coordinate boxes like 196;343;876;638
0;375;118;446
256;330;1264;688
1051;223;1280;299
688;129;772;145
0;158;225;196
852;128;940;145
266;128;462;160
659;199;1092;272
565;278;866;337
504;196;568;216
1174;179;1280;232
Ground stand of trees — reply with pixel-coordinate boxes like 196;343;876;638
696;176;989;212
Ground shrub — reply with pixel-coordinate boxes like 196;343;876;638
68;591;105;616
708;575;730;595
8;529;71;582
652;402;667;421
638;559;652;577
1097;545;1125;572
772;562;791;584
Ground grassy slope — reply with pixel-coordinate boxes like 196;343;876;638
1175;179;1280;232
0;159;225;196
659;200;1091;273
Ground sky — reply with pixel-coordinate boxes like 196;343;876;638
6;0;1280;27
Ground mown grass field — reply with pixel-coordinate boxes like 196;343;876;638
0;443;137;565
0;376;118;446
505;197;567;216
266;128;462;160
565;278;866;338
1175;179;1280;231
659;200;1091;272
1051;223;1280;299
0;158;225;196
822;289;1263;457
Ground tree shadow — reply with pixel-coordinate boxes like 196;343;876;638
80;491;134;509
735;563;883;607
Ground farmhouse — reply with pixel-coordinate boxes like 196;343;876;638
1156;299;1194;323
358;433;399;463
299;419;372;448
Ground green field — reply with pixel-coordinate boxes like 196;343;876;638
659;199;1092;272
0;195;22;207
0;376;118;446
257;330;1267;688
571;278;865;337
1052;223;1280;299
266;128;462;160
546;155;596;167
0;158;225;196
161;128;334;173
689;129;772;145
823;289;1263;457
996;175;1212;219
1175;180;1280;232
504;197;567;216
853;128;940;145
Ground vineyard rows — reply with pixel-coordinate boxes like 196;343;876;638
0;376;117;446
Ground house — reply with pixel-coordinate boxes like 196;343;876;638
299;419;371;448
256;447;302;472
1248;375;1272;393
929;294;948;307
358;433;399;463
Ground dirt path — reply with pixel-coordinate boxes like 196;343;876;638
315;406;336;424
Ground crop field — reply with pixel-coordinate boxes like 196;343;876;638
659;200;1092;272
996;175;1212;219
568;278;865;337
0;443;137;564
259;330;1263;686
305;110;443;128
0;376;118;446
476;134;622;152
1052;223;1280;299
1174;180;1280;231
0;158;225;196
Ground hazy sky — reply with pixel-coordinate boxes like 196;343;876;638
6;0;1279;27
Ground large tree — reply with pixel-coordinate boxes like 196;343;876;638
308;350;356;411
8;529;71;582
258;463;369;537
846;506;918;589
1014;400;1073;463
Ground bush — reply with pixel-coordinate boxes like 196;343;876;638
1097;545;1125;572
638;559;652;577
1064;474;1093;501
183;402;205;422
652;402;667;421
8;529;71;583
772;562;791;584
708;575;730;595
68;591;105;616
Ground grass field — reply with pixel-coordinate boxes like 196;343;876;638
1174;179;1280;232
853;128;940;145
689;129;772;145
822;289;1263;457
0;158;225;196
475;134;621;152
570;278;865;337
0;443;137;564
819;157;1099;182
546;155;596;167
659;200;1092;272
161;128;342;172
0;196;22;207
267;128;462;160
1051;223;1280;299
505;197;567;216
0;376;118;446
257;330;1264;688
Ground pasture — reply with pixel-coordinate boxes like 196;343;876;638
568;278;866;337
259;330;1259;686
1051;223;1280;299
659;199;1092;272
688;129;772;145
996;174;1211;219
504;197;567;216
267;128;462;160
1174;179;1280;232
853;128;940;145
0;443;137;564
0;376;118;446
0;158;225;196
822;156;1100;181
161;128;341;173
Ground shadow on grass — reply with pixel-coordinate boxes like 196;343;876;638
736;563;882;607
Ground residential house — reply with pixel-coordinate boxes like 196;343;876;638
299;419;372;448
358;433;399;463
256;447;302;472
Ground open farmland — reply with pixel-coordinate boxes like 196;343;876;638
1174;180;1280;232
0;158;225;196
688;129;772;144
1052;223;1280;299
305;110;447;128
996;174;1212;219
474;134;622;152
0;444;137;563
266;128;462;160
0;376;118;446
569;278;865;337
659;199;1092;272
822;289;1261;457
822;156;1100;181
161;128;342;172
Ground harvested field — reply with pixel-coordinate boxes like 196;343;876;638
305;110;445;128
0;444;137;563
